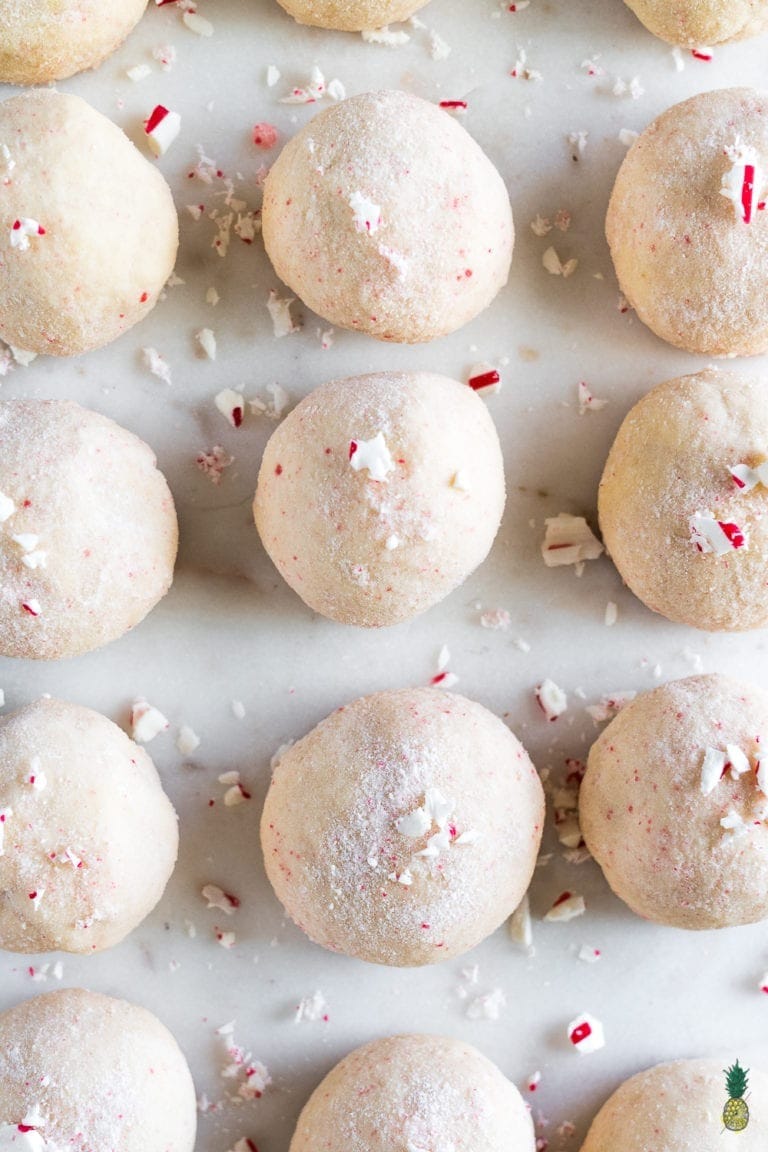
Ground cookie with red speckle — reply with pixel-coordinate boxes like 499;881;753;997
0;0;148;84
0;90;178;357
0;399;178;660
581;1059;768;1150
623;0;768;47
606;88;768;356
0;698;178;954
254;372;505;628
261;90;513;343
276;0;429;29
0;989;196;1152
599;369;768;632
580;674;768;930
260;687;544;966
291;1035;535;1152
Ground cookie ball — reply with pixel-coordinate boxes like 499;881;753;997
582;1059;768;1151
598;369;768;632
276;0;429;30
291;1035;535;1152
254;372;505;627
606;87;768;357
0;90;178;357
0;399;178;660
622;0;768;47
262;90;513;343
0;989;196;1152
261;688;544;966
0;697;178;954
0;0;148;85
580;674;768;930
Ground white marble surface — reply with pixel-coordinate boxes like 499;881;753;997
1;1;768;1149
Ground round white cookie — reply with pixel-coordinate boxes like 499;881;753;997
0;697;178;954
606;87;768;356
0;0;148;85
599;369;768;632
262;90;513;343
291;1035;535;1152
261;688;544;966
580;674;768;930
0;399;178;660
582;1059;768;1150
254;372;505;627
623;0;768;47
0;988;196;1152
276;0;429;30
0;90;178;357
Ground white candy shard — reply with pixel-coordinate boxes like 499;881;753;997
183;10;214;35
577;380;608;414
730;462;761;491
542;513;604;567
689;510;748;555
266;290;299;337
726;744;751;778
585;692;636;723
141;347;172;386
721;142;767;223
544;892;586;922
721;809;751;837
700;746;726;795
196;328;217;359
144;106;181;157
177;726;201;755
130;699;169;743
294;990;329;1023
10;218;44;251
757;759;768;797
201;884;239;915
0;1126;46;1152
536;678;568;721
215;389;244;429
348;191;382;234
0;492;15;522
578;944;602;963
508;892;532;949
568;1012;605;1054
466;988;506;1020
349;432;395;482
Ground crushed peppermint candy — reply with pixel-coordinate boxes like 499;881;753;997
700;746;726;795
604;601;618;626
542;513;604;567
215;928;236;949
466;988;507;1020
349;432;395;482
0;807;12;855
508;893;533;950
721;142;767;224
759;970;768;994
196;328;217;359
130;699;169;743
279;66;333;104
361;25;410;46
294;990;329;1023
0;492;15;522
219;770;252;806
542;246;578;278
689;511;748;555
144;105;182;156
726;744;752;778
692;45;714;60
618;128;638;147
10;218;45;251
525;1071;542;1092
467;365;502;395
252;123;278;150
177;726;201;755
721;809;752;837
202;884;240;915
266;290;299;337
183;9;214;35
536;679;568;721
585;692;635;723
757;759;768;797
142;347;173;385
480;607;511;630
544;891;586;922
568;1012;605;1053
217;1022;272;1101
577;381;608;414
215;389;244;429
348;191;382;234
197;446;233;485
21;599;41;617
578;944;602;963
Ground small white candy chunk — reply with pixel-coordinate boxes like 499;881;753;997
0;1127;46;1152
349;432;395;482
700;746;726;795
11;533;38;551
0;806;12;856
720;142;766;223
542;246;578;277
450;470;471;492
730;463;761;491
201;884;239;915
177;726;200;755
508;892;532;949
348;191;382;234
361;25;410;45
757;759;768;797
266;290;299;337
577;380;608;414
130;699;169;743
183;10;214;35
215;389;245;429
216;929;236;949
618;128;638;146
568;1013;605;1054
726;744;751;778
21;599;41;617
466;988;506;1020
542;513;604;567
585;692;636;723
396;806;432;838
720;809;750;837
544;892;586;922
10;218;45;251
0;492;15;522
387;868;413;886
144;105;181;157
689;510;748;555
142;347;172;385
196;328;217;359
126;63;152;82
604;601;618;626
536;679;568;721
20;551;46;570
294;990;329;1023
578;944;602;963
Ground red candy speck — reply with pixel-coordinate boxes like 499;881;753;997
468;369;500;391
570;1020;592;1044
145;105;169;134
252;123;279;150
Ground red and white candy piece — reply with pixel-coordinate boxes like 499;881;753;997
578;944;602;963
689;510;748;555
144;105;182;157
215;389;244;429
729;462;768;490
0;1126;46;1152
691;45;713;61
525;1071;542;1092
252;122;278;150
700;746;726;795
201;884;240;915
536;678;568;721
760;970;768;994
567;1012;605;1054
544;891;585;922
349;432;395;482
467;364;502;396
721;143;766;224
130;698;169;743
10;218;45;251
348;191;382;235
542;513;604;567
